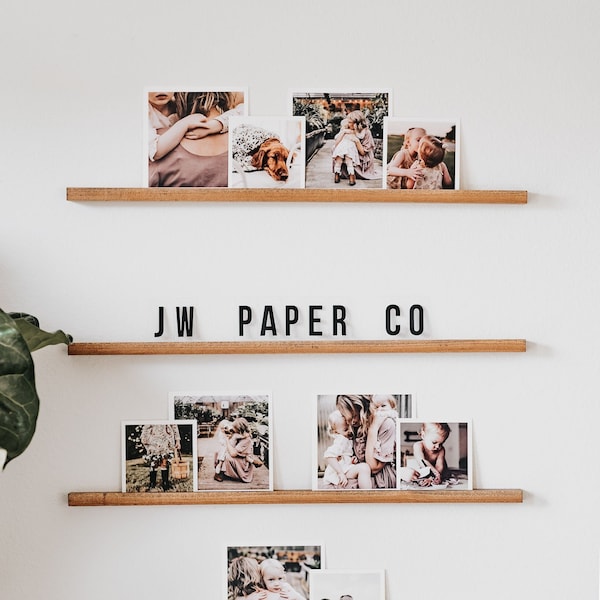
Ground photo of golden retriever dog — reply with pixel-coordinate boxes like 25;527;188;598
250;137;290;181
232;123;291;181
229;118;305;188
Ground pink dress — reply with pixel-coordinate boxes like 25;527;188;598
222;435;255;483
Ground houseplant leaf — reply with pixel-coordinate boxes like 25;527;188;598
0;309;70;467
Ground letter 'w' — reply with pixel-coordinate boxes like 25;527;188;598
176;307;194;337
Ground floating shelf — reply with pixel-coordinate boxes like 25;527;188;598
68;489;523;506
66;188;527;204
68;339;527;356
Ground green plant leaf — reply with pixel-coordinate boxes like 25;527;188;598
10;312;72;352
0;309;70;467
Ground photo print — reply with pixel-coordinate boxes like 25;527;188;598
308;570;385;600
291;90;390;189
227;545;322;600
314;394;414;491
228;116;306;188
170;392;272;491
383;117;459;190
121;420;197;493
145;88;247;187
397;419;472;490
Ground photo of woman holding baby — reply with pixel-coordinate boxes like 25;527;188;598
314;394;416;490
227;545;321;600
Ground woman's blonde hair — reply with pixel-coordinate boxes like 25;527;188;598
232;417;251;435
228;556;261;598
175;91;237;119
335;394;373;438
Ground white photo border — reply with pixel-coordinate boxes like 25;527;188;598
308;569;386;600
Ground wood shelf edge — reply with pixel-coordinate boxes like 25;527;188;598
67;339;527;356
66;188;527;204
68;489;523;506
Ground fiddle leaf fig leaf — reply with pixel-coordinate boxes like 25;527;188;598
0;309;70;468
10;313;71;353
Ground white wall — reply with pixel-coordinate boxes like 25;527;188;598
1;1;599;598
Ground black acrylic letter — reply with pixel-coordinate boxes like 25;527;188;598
309;305;323;336
385;305;401;336
154;306;165;338
285;305;299;336
176;306;194;337
409;304;424;336
260;305;277;336
239;306;252;336
332;305;347;336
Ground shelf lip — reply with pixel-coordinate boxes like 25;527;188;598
66;187;527;204
68;489;523;506
67;339;527;356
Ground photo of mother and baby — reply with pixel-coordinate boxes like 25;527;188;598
315;394;414;490
228;545;321;600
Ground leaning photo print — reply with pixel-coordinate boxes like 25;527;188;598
314;393;414;491
121;420;197;493
226;545;322;600
291;90;390;189
308;570;385;600
170;392;272;492
397;419;472;490
383;117;459;190
145;88;247;187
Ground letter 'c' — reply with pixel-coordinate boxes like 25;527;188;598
385;305;401;335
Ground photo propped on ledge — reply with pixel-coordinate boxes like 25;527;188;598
121;420;197;493
314;393;414;491
146;88;247;187
383;117;460;190
397;419;472;490
170;392;272;492
228;116;305;188
308;569;385;600
291;90;390;189
227;545;322;600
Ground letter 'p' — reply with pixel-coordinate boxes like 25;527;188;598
239;306;252;336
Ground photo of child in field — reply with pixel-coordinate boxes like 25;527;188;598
121;420;197;492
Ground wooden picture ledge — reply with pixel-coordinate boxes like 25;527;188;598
67;339;527;356
66;188;527;204
68;489;523;506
